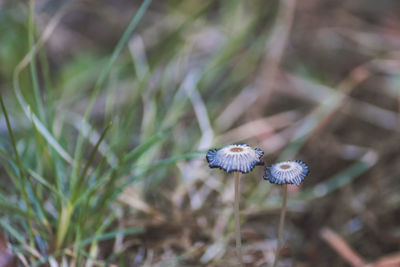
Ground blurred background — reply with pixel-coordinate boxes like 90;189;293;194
1;0;400;266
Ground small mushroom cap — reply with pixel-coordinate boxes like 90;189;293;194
206;144;264;173
264;160;309;185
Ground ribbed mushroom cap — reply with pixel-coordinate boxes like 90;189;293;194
206;144;264;173
264;160;309;185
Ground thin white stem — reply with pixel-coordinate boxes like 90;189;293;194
273;184;288;267
234;172;243;266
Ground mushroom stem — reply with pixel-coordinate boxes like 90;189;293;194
273;183;288;267
234;171;243;266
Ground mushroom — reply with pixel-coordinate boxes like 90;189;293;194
207;144;264;266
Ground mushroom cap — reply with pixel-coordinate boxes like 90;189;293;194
264;160;309;185
206;144;264;173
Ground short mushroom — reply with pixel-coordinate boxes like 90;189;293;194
264;160;309;267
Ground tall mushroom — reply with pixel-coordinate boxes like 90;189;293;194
207;144;264;266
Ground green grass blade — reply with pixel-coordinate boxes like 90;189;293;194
12;88;74;164
73;131;165;206
0;93;34;243
0;146;18;166
70;0;152;200
0;94;25;180
26;182;49;230
0;192;27;216
300;152;377;201
27;169;65;200
0;219;25;244
28;0;46;122
71;123;112;202
122;132;165;163
147;150;205;170
77;227;144;248
82;0;152;122
0;157;22;193
98;150;205;213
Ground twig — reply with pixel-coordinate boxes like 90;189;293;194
320;227;365;267
367;252;400;267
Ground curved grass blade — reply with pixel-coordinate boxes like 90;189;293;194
12;4;74;165
13;88;74;164
28;0;46;122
